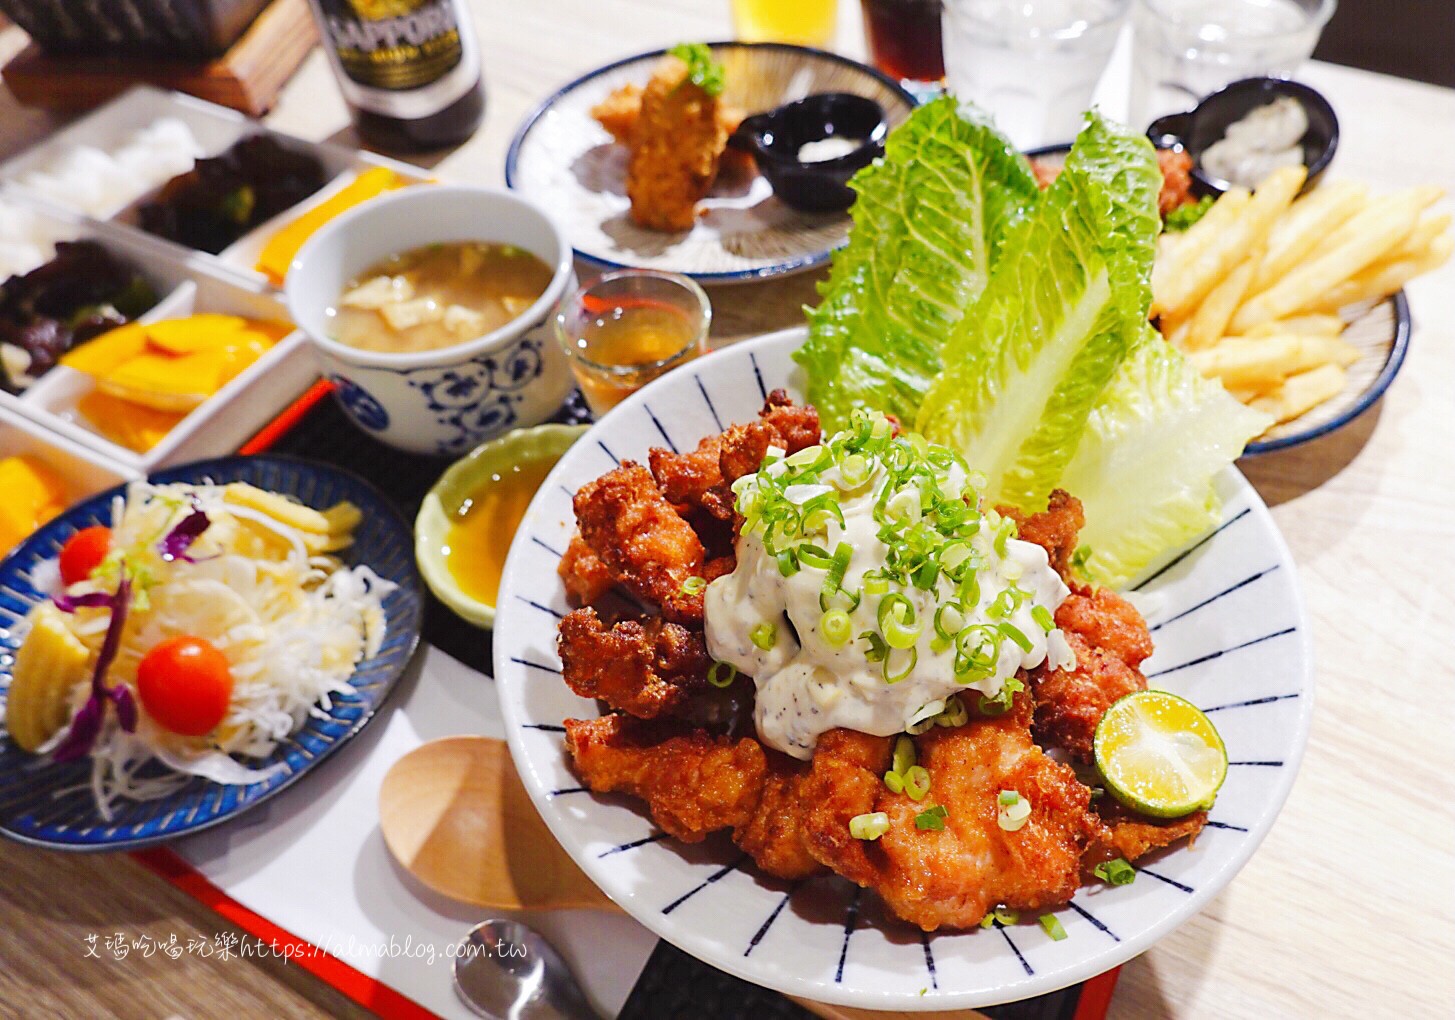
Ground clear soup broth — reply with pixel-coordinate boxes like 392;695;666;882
330;241;553;354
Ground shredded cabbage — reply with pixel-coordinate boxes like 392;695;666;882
36;480;393;821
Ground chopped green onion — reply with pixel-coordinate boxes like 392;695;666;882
1031;604;1056;632
707;661;737;688
998;790;1020;806
1000;622;1033;653
1039;914;1067;941
878;593;920;649
914;805;948;830
935;697;969;728
750;622;777;650
820;542;851;610
785;445;825;468
884;770;905;794
994;516;1016;557
883;645;917;684
838;453;871;488
863;575;889;597
1071;545;1095;576
860;631;888;663
1093;858;1136;886
997;792;1031;831
821;608;852;648
775;549;799;577
977;676;1024;715
796;544;833;570
903;765;931;802
892;735;916;775
681;575;707;595
905;714;937;735
993;906;1019;926
849;812;890;841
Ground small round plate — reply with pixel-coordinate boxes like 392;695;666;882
0;455;423;851
492;329;1314;1011
1024;143;1411;455
505;42;915;283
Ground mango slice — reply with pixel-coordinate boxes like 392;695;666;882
0;456;68;554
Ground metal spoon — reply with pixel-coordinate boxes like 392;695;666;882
453;918;600;1020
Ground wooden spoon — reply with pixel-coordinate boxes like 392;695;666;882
379;735;618;913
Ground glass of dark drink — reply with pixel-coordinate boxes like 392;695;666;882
859;0;946;86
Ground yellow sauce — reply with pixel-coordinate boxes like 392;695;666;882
443;456;559;607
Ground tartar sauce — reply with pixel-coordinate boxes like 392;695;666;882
705;413;1074;759
1201;96;1309;190
797;137;862;163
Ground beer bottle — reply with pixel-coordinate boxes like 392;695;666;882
305;0;486;151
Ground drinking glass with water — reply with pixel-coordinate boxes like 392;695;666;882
1130;0;1336;124
941;0;1130;149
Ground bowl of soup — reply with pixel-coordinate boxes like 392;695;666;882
286;185;576;455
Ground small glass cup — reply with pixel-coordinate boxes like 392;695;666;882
731;0;838;47
860;0;946;92
1130;0;1337;125
941;0;1130;149
555;270;712;418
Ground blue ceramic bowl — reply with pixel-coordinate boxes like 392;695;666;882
0;455;423;851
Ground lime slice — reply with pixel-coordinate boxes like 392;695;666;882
1094;690;1227;818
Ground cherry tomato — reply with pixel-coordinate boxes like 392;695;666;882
136;636;234;737
58;526;111;587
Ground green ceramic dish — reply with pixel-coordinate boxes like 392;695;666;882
415;423;587;628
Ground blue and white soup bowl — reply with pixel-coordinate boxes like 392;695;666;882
286;184;576;455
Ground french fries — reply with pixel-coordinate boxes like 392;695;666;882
1156;168;1451;433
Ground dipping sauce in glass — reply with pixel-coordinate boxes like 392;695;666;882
444;455;560;608
556;270;711;416
330;241;553;354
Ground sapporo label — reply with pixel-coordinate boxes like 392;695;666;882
319;0;463;91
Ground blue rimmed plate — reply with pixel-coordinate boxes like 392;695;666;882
1026;143;1411;455
0;455;423;851
505;42;916;283
492;329;1314;1011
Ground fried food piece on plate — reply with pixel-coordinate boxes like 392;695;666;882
1028;586;1154;763
566;714;766;842
799;729;895;886
1056;583;1154;669
559;534;614;607
733;751;827;880
626;55;729;232
1086;800;1208;867
999;489;1085;583
558;607;710;719
649;390;822;519
719;390;822;485
804;696;1099;931
1028;631;1145;765
574;461;706;622
591;83;644;144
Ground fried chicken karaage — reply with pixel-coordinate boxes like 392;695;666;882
555;399;1206;931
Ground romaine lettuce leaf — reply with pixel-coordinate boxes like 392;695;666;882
1060;327;1273;587
915;111;1163;510
795;97;1038;431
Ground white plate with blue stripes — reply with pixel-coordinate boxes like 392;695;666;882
492;328;1313;1010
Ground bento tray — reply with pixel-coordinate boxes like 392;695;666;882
0;202;314;474
0;85;432;290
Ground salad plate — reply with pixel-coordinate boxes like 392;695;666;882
493;328;1314;1010
0;455;423;851
505;43;915;283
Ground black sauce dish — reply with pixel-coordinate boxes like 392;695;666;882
730;93;887;213
1148;77;1339;196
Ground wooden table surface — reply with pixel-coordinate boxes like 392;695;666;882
1;2;1451;1017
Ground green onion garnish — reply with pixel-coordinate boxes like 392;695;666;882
883;645;917;684
820;542;851;610
884;770;905;794
681;575;707;595
821;608;852;648
1039;914;1068;941
998;790;1020;806
914;805;948;830
892;735;916;776
707;661;737;688
1093;858;1136;886
776;549;799;577
1000;621;1033;653
1031;604;1056;632
878;593;920;650
903;765;931;802
860;631;888;663
849;812;889;841
750;622;777;650
997;790;1031;831
934;697;969;728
